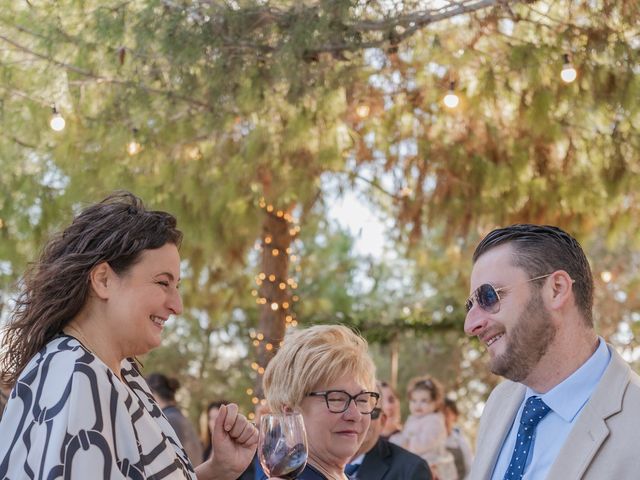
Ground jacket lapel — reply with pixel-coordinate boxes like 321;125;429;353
472;383;525;480
547;348;629;479
358;439;391;480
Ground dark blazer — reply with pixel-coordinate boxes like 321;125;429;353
357;438;433;480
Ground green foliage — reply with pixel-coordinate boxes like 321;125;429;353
1;0;639;425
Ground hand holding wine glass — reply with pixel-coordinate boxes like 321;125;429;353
259;412;308;480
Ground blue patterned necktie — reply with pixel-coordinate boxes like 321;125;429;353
503;396;551;479
345;463;360;477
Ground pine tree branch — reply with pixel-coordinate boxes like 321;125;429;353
0;84;50;107
0;132;38;149
0;34;213;110
308;0;529;54
176;0;529;57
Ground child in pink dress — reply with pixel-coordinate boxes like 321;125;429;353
390;376;458;480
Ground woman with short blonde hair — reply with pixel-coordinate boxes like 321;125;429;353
263;325;378;480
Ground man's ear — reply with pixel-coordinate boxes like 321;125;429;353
89;262;114;300
546;270;574;311
379;411;388;429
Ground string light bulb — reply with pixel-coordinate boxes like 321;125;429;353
560;54;577;83
250;202;302;374
356;103;370;119
127;128;142;156
49;106;66;131
443;81;459;109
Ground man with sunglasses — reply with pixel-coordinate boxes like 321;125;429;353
346;384;432;480
465;224;640;480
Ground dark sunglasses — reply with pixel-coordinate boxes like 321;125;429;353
465;274;552;314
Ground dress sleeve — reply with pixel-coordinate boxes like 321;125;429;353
0;339;128;479
0;337;196;480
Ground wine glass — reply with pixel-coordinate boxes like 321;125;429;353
258;412;308;479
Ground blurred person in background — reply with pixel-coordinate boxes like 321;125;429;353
346;382;432;480
443;398;473;480
390;376;457;480
203;400;231;461
379;381;403;440
148;372;204;466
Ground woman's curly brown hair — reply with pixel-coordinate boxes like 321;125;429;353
0;191;182;387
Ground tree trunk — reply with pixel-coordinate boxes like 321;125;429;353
255;209;293;398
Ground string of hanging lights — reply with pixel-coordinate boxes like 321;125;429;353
246;197;301;413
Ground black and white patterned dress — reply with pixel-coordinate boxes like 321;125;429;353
0;335;197;479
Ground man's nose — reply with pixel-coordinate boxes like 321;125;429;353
464;305;488;336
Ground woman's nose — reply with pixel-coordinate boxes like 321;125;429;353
168;288;183;315
342;399;363;419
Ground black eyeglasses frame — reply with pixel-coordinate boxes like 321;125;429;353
307;390;380;414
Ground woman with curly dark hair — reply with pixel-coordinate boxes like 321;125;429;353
0;191;257;479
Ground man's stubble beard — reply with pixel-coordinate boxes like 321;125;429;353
490;289;557;382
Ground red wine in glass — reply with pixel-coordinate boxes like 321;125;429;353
259;413;308;479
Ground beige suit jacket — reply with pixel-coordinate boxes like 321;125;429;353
470;346;640;480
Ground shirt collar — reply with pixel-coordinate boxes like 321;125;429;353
525;337;610;422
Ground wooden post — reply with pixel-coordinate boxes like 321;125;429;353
390;334;399;389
